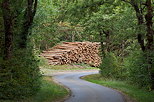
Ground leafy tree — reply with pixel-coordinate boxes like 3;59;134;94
0;0;41;100
60;0;154;89
122;0;154;89
32;0;84;51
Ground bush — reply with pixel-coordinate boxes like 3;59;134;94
124;51;154;89
0;49;41;100
99;52;125;79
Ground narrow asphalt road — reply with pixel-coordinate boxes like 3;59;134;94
53;70;126;102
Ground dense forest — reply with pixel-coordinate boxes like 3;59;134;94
0;0;154;100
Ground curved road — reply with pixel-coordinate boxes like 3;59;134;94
53;70;126;102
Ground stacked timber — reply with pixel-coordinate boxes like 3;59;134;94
41;42;101;67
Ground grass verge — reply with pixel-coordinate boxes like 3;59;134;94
1;76;69;102
25;76;69;102
82;74;154;102
42;64;98;70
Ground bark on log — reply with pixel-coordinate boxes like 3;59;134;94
41;42;101;67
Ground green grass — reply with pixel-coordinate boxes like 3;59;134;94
40;64;98;71
45;65;97;70
82;74;154;102
1;76;69;102
25;76;69;102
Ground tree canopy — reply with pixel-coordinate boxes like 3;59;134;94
0;0;154;100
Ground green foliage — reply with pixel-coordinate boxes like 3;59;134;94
0;0;42;100
34;0;154;90
32;0;59;50
32;0;84;51
124;51;154;89
0;77;69;102
0;0;154;100
0;49;41;100
27;77;68;102
99;53;125;79
100;50;154;89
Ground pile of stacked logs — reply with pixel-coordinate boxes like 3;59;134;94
41;42;101;67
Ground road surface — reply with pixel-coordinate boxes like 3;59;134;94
53;70;126;102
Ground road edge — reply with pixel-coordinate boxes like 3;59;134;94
52;77;72;102
81;75;137;102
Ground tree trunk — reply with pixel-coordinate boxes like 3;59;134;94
103;30;110;52
72;31;75;42
1;0;13;60
123;0;154;89
19;0;38;48
145;0;154;89
145;0;153;51
99;32;105;57
131;1;145;52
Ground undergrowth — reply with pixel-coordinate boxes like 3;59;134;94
0;76;69;102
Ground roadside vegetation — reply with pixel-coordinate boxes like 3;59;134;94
41;64;98;70
83;74;154;102
0;76;69;102
0;0;154;101
35;0;154;91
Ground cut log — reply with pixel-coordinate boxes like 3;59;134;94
41;42;101;67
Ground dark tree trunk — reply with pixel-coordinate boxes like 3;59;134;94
132;0;154;89
19;0;38;48
99;32;105;57
145;0;154;89
131;1;146;52
103;30;110;52
123;0;145;52
99;30;111;57
1;0;13;60
145;0;153;51
123;0;154;89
